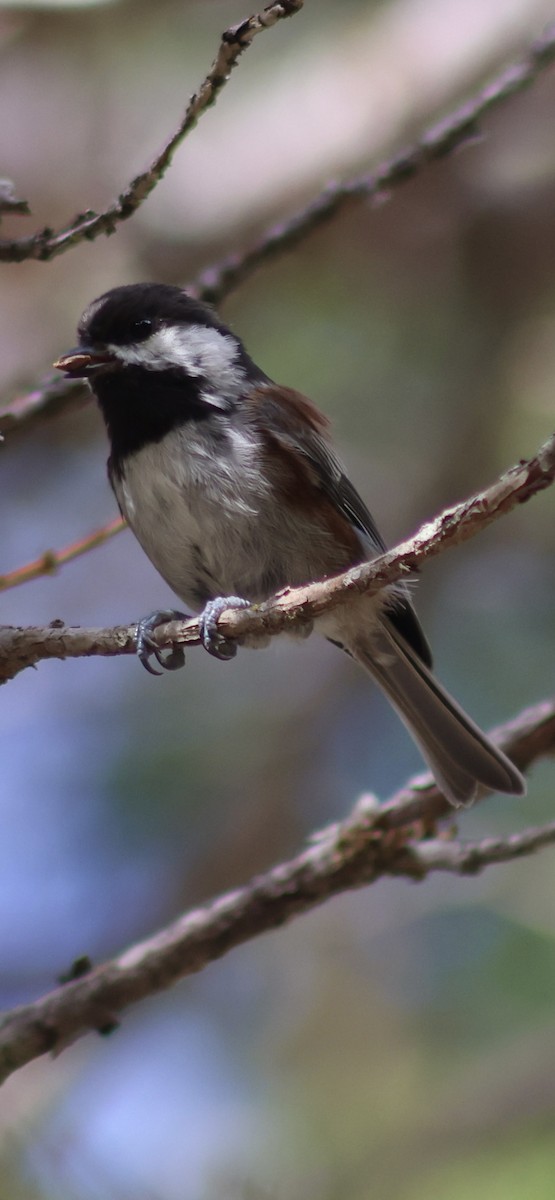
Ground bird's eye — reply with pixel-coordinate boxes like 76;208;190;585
131;318;154;341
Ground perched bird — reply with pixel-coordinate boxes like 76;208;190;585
54;282;525;806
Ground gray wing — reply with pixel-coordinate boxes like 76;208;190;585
253;384;433;667
303;436;433;668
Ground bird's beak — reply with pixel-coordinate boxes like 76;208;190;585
53;347;117;378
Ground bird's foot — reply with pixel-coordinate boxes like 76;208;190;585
135;608;188;675
199;596;250;660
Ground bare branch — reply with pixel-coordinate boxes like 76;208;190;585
0;697;552;1085
191;21;555;302
0;0;304;265
0;621;134;685
2;21;555;435
1;433;552;683
0;373;85;437
414;821;555;875
0;517;125;594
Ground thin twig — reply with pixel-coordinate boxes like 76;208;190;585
414;822;555;875
0;697;552;1085
191;21;555;302
0;373;86;437
2;20;555;435
0;517;125;593
0;1;304;266
1;432;552;683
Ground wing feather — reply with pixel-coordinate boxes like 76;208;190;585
248;384;432;666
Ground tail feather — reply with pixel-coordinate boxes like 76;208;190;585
347;620;526;807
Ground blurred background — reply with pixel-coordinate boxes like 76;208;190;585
1;0;555;1196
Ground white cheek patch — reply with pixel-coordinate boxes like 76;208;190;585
109;324;246;395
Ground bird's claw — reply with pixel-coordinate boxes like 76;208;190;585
135;609;188;675
199;596;250;660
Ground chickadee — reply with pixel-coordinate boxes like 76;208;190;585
54;282;525;806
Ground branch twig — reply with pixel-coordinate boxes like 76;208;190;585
0;697;553;1085
2;21;555;435
0;374;86;437
0;1;304;266
0;517;125;594
190;20;555;301
1;433;553;683
414;821;555;874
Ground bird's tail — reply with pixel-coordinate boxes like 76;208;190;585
345;619;526;806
